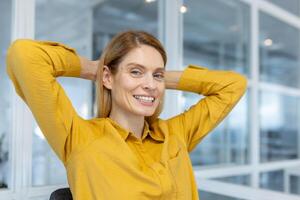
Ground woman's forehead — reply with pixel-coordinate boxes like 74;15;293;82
120;45;165;69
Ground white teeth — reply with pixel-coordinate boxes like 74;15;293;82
133;95;155;102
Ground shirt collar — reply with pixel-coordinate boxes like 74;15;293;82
142;120;164;142
106;118;164;142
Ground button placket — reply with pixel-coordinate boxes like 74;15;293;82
153;162;174;198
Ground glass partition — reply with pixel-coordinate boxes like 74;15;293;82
183;0;250;75
214;174;251;186
183;0;250;166
259;12;300;88
189;93;249;166
92;0;159;59
0;0;12;190
259;91;299;162
266;0;300;16
199;190;243;200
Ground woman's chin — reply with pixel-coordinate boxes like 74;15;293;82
142;112;155;117
133;109;156;117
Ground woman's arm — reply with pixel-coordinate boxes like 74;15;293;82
79;56;99;81
164;71;182;89
6;39;91;163
164;65;247;152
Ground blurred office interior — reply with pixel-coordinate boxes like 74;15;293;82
1;0;300;199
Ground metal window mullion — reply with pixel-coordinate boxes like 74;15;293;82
250;0;260;188
11;0;35;199
9;95;22;200
258;0;300;29
195;159;300;179
11;0;35;41
158;0;164;44
160;0;182;119
259;82;300;97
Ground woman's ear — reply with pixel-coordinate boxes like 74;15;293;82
102;65;113;90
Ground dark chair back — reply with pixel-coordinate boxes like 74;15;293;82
49;188;73;200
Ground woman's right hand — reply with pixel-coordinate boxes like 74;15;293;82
79;56;99;81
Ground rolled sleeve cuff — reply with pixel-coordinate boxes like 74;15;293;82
176;65;208;93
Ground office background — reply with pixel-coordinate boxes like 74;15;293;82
0;0;300;199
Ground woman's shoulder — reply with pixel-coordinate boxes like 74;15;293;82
84;117;107;129
68;116;107;145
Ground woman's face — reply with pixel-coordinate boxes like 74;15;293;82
104;45;165;118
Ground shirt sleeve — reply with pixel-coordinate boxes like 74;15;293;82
6;39;83;163
165;65;247;152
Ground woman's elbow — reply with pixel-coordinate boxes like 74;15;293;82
229;71;248;91
7;39;32;58
6;39;34;70
239;74;248;93
234;73;248;92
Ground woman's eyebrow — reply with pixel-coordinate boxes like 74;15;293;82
127;62;165;71
156;68;165;72
126;62;144;68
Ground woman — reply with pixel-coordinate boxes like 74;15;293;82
6;31;247;199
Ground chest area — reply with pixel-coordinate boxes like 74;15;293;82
67;133;192;199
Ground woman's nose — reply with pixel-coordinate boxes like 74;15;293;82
143;74;156;90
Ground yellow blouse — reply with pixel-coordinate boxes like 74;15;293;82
6;39;247;200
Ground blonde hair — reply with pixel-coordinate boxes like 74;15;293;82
95;30;167;124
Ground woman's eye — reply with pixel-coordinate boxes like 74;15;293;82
154;73;164;81
130;70;142;76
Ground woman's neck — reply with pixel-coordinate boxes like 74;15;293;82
109;109;145;139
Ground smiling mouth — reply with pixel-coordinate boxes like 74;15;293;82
133;95;155;103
